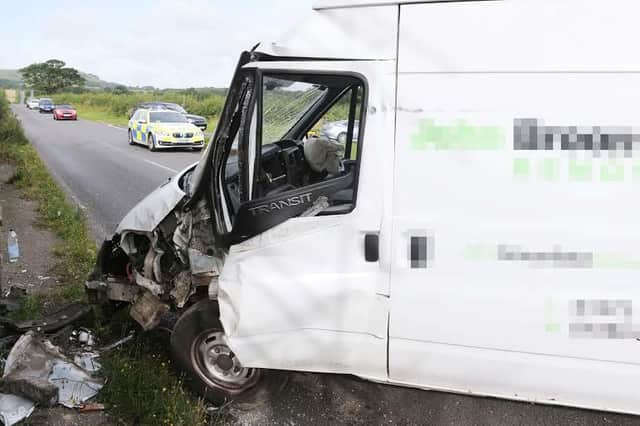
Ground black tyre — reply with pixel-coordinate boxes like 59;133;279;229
128;130;134;145
147;133;157;151
170;299;261;404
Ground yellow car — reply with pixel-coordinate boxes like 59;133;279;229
128;109;205;151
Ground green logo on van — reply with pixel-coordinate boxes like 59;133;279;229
411;119;504;151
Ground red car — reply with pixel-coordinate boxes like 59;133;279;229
52;104;77;120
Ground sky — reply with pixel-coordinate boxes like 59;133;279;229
2;0;314;88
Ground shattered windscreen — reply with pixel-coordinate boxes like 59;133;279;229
261;77;326;144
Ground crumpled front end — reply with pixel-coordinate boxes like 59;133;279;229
86;168;224;330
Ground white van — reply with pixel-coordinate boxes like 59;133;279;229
87;0;640;414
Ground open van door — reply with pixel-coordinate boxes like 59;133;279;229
207;55;396;379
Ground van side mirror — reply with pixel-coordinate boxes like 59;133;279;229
227;170;355;244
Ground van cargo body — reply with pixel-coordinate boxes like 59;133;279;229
87;0;640;414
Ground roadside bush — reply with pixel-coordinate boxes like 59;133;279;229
0;92;28;145
48;89;228;125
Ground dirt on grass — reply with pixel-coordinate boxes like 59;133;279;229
1;173;61;296
0;163;111;426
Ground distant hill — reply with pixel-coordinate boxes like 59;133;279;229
0;68;125;89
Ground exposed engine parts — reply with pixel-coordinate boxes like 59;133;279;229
86;197;223;330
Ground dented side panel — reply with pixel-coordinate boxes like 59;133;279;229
219;216;389;378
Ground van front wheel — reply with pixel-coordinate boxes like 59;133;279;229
170;299;261;404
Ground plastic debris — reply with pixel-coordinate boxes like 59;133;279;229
0;332;103;408
7;230;19;263
1;332;59;406
77;329;95;347
0;302;91;333
0;393;34;426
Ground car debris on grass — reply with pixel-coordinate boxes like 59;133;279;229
0;290;128;425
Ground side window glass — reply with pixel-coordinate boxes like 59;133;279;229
311;86;362;161
255;74;365;215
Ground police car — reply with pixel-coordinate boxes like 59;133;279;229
128;109;205;151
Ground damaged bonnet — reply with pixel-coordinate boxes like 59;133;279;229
88;165;225;330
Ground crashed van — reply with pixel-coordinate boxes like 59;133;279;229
87;0;640;415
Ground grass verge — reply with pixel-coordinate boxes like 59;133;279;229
75;106;130;127
0;98;94;314
0;92;211;424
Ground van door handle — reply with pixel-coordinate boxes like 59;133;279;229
364;234;379;262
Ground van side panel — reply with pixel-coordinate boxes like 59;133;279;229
260;5;398;60
388;0;640;414
399;0;640;73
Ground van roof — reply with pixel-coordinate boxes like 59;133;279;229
313;0;489;10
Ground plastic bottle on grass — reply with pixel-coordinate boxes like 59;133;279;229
8;229;19;263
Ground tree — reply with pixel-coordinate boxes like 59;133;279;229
112;85;129;95
19;59;85;93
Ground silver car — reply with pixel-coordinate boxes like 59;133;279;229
320;119;359;144
26;98;40;109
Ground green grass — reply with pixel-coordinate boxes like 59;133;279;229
76;106;130;127
97;316;210;425
0;92;215;425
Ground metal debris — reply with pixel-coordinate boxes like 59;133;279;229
0;393;34;426
99;332;134;352
0;332;104;409
49;357;103;408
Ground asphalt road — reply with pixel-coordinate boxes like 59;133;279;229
12;104;640;425
12;105;201;240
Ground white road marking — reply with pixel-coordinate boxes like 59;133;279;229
143;159;178;173
107;124;126;131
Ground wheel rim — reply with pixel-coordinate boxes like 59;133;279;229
148;134;153;149
128;130;133;143
190;330;258;392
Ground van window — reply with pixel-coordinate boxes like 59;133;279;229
310;86;362;161
254;72;366;213
210;67;366;241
